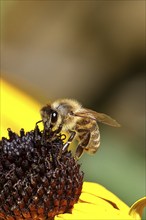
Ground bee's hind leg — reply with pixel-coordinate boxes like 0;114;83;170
75;131;90;159
75;146;84;160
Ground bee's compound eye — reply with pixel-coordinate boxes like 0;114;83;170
51;111;58;123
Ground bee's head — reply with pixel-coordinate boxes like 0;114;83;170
40;105;58;130
40;99;81;131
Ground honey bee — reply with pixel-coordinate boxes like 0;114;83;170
40;99;120;159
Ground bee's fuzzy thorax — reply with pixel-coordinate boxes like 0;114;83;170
51;98;82;114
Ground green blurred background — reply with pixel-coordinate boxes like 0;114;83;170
1;0;145;217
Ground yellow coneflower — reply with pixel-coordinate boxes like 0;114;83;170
55;182;146;220
0;78;145;220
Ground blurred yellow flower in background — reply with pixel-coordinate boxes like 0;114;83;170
0;78;145;220
0;78;41;138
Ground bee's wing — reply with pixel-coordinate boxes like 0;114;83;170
74;108;121;127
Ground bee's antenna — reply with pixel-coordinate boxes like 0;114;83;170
36;120;43;126
34;120;43;141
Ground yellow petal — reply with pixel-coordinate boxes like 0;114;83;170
82;182;130;211
129;197;146;220
55;182;137;220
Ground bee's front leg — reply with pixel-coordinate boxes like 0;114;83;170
62;130;76;152
57;130;76;160
48;123;63;141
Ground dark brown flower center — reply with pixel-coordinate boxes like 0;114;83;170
0;127;84;220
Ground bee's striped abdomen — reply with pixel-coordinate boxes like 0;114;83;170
75;119;100;155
